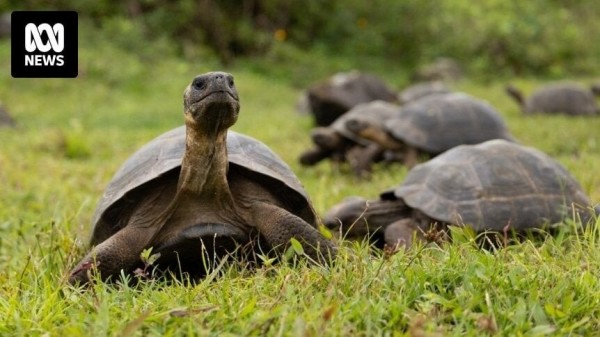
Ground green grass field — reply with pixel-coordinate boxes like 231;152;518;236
1;35;600;336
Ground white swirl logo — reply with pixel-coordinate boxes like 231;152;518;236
25;23;64;53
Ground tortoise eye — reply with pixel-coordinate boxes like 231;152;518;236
193;78;206;90
228;77;234;88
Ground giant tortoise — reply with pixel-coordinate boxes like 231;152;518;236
324;139;596;248
69;72;336;284
505;82;599;115
299;100;402;177
346;92;513;168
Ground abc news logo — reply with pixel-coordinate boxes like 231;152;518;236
11;11;78;78
25;23;65;66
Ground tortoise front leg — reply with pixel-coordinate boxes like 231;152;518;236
250;202;337;264
69;226;154;284
346;143;384;178
298;146;333;166
402;146;421;168
70;184;183;285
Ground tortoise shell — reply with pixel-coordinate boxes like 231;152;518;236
384;93;513;154
381;139;592;231
90;126;316;243
307;71;398;126
523;83;598;115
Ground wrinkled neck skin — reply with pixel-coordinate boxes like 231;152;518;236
177;119;234;207
145;120;235;236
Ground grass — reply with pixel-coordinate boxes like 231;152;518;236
1;32;600;336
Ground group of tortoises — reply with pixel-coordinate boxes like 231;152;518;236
302;74;599;249
299;73;600;177
300;91;515;177
299;75;516;176
68;71;599;285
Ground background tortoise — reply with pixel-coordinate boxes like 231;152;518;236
306;70;398;126
69;72;336;284
299;100;402;177
324;139;596;248
346;92;514;167
505;82;599;115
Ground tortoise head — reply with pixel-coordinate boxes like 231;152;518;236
323;196;410;240
505;84;525;108
323;196;371;238
345;117;371;135
183;71;240;132
311;127;343;150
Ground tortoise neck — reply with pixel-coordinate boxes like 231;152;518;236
364;199;411;226
506;86;525;108
177;125;234;204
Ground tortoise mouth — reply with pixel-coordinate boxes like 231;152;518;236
187;90;240;125
190;90;238;107
204;90;238;101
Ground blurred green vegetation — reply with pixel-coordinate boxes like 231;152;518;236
3;0;599;81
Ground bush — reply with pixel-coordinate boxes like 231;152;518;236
2;0;599;78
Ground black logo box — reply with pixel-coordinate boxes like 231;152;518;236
11;11;78;78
